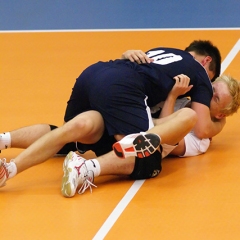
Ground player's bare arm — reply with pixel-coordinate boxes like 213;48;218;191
191;102;225;139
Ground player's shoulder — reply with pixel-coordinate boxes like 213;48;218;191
146;46;185;53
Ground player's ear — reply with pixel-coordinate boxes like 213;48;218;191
215;113;226;119
202;56;212;66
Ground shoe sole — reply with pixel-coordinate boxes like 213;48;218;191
113;133;161;159
61;155;75;198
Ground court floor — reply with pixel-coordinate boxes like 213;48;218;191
1;29;240;240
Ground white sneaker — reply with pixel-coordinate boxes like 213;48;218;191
61;151;96;198
112;132;161;159
0;158;9;187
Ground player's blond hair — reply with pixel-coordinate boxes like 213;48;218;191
214;75;240;116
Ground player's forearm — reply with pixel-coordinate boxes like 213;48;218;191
193;118;226;139
159;94;177;118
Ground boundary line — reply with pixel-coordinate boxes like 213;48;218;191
221;39;240;73
92;180;145;240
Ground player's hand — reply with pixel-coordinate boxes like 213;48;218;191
171;74;193;98
121;50;153;64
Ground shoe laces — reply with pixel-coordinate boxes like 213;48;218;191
0;158;6;162
78;170;97;194
0;158;9;186
0;158;15;178
0;158;8;172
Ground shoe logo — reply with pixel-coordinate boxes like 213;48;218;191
74;163;85;176
90;160;96;168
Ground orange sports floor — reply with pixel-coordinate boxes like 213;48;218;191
1;30;240;240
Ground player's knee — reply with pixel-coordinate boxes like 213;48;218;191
179;108;198;127
73;118;90;131
65;116;89;132
70;117;103;141
129;151;162;180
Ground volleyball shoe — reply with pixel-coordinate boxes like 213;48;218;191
113;132;161;159
61;151;96;197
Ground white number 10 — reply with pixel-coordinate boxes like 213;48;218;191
147;50;182;65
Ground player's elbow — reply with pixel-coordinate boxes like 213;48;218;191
193;128;211;139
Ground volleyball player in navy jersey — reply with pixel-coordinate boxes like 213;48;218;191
63;44;217;144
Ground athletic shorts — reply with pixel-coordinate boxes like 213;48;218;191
64;60;153;137
181;131;210;157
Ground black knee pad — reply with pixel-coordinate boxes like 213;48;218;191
129;150;162;180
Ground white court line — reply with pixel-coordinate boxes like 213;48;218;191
221;39;240;73
93;38;240;240
92;180;145;240
1;27;240;33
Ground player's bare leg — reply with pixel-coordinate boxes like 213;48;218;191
14;110;105;173
0;110;105;189
0;124;51;151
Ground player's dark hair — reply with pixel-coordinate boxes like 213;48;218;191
185;40;221;81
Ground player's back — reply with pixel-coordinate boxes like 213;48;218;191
133;47;213;107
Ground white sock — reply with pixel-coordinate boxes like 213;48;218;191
7;161;17;179
0;132;11;150
85;159;101;177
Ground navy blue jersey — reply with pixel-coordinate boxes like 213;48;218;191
124;47;213;107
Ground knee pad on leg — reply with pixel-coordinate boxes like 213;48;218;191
129;150;162;180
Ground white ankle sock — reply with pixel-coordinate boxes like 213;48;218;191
0;132;11;150
7;161;17;178
85;159;101;177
